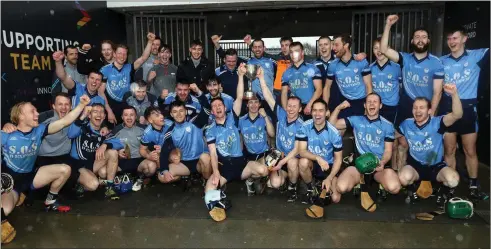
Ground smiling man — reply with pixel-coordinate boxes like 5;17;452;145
176;39;215;92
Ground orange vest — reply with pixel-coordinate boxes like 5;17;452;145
274;59;291;90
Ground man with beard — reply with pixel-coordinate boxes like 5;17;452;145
397;84;462;208
244;35;292;101
281;42;323;119
99;33;156;125
106;106;148;192
176;39;215;92
313;36;341;112
439;28;489;201
258;67;305;203
53;51;105;107
381;15;444;171
147;44;178;96
245;39;277;100
203;78;234;119
51;45;87;95
136;36;161;82
323;34;372;122
329;94;400;211
78;40;115;74
296;99;344;205
159;82;202;123
67;103;124;200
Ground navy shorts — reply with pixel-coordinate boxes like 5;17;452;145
380;104;398;124
68;157;95;172
312;161;338;180
36;154;72;168
245;151;267;162
439;106;478;135
218;156;246;182
119;158;144;174
182;158;200;174
2;163;37;194
408;158;447;182
338;97;366;119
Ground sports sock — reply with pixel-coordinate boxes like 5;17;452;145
45;191;58;205
469;178;478;188
288;182;297;190
306;181;314;191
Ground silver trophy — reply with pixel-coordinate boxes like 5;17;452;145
244;64;259;100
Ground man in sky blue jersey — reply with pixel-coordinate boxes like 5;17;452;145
202;63;269;221
247;39;277;100
439;27;490;201
258;66;305;203
157;83;212;187
381;15;445;171
236;65;282;194
1;95;90;224
53;51;105;108
281;42;323;118
296;99;344;205
99;32;156;124
323;34;372;122
139;106;174;186
67;103;124;200
329;94;401;211
397;84;462;208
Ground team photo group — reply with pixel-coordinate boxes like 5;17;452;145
1;14;489;243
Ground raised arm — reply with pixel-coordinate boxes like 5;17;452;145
430;78;443;116
233;63;247;116
257;67;276;111
259;108;275;137
328;100;351;130
133;32;156;70
442;84;463;127
53;51;75;90
48;95;90;134
323;78;333;109
381;15;401;63
363;73;373;95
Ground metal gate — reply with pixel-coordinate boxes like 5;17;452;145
132;15;208;65
351;9;437;62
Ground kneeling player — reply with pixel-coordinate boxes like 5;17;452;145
397;84;462;208
158;100;212;186
67;104;124;200
297;99;343;204
203;82;268;221
330;94;400;212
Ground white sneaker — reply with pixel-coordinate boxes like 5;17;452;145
132;179;143;192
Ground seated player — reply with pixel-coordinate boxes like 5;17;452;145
296;99;343;204
257;66;304;202
139;106;174;186
67;103;124;200
106;105;148;191
158;100;212;186
123;80;158;125
397;84;462;208
329;94;401;211
233;64;282;194
1;95;90;220
202;69;269;221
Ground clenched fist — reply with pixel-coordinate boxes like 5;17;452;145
52;51;65;62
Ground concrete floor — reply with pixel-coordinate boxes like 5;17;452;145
4;214;490;248
3;163;490;248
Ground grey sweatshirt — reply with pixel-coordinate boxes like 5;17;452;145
38;110;71;156
108;123;146;159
